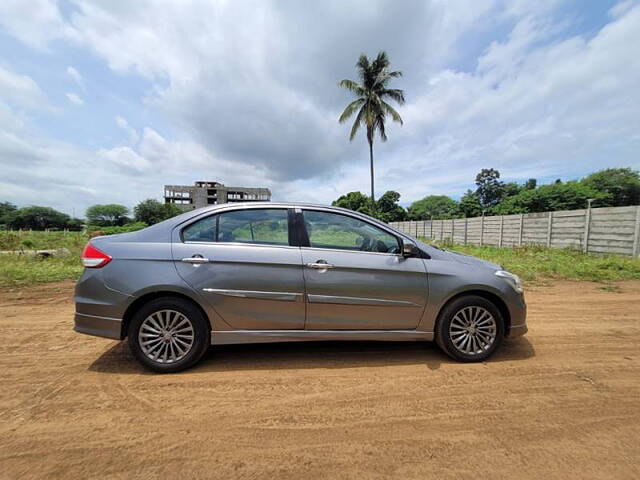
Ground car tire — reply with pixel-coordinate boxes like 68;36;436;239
435;295;505;362
128;297;210;373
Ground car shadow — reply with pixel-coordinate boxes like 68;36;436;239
88;337;536;375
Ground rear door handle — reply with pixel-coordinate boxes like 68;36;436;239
306;261;334;269
181;256;210;264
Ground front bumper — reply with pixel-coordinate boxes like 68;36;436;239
506;293;527;338
507;322;528;338
74;312;123;340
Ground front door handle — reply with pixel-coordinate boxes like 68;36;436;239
306;260;334;270
181;256;210;264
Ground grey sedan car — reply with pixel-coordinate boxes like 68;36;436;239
75;203;527;372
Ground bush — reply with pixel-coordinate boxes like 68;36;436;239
87;222;148;235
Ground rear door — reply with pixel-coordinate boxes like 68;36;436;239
172;207;305;330
299;209;428;330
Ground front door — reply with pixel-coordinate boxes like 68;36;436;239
173;207;305;330
299;209;428;330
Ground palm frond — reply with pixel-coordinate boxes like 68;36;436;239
356;54;371;85
376;116;388;142
381;100;403;125
371;51;390;74
380;88;405;105
339;98;365;123
349;106;366;141
338;79;365;96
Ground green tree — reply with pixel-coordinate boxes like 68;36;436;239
408;195;458;220
581;168;640;206
338;51;405;213
86;204;129;226
475;168;505;209
493;181;610;215
134;199;183;225
5;206;71;230
332;191;372;215
524;178;537;190
458;190;483;218
375;191;407;222
503;182;522;198
0;201;17;225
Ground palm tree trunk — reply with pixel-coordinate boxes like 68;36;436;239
369;139;375;214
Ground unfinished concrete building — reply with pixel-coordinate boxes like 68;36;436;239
164;181;271;211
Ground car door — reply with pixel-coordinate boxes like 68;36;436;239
299;209;428;330
172;207;306;330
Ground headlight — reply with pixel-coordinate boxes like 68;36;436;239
495;270;523;293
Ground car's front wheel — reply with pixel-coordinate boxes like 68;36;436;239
128;297;210;373
435;295;505;362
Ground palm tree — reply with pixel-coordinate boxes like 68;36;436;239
338;51;405;213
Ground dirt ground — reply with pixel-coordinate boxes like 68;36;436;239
0;281;639;479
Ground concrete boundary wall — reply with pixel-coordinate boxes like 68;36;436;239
389;205;640;257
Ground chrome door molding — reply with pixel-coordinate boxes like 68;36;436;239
202;288;303;302
307;294;421;307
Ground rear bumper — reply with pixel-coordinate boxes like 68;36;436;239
74;312;123;340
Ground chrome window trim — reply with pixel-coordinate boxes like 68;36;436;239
183;240;298;250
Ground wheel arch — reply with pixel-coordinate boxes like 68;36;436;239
435;289;512;336
121;291;211;339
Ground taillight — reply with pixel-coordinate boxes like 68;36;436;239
81;243;112;268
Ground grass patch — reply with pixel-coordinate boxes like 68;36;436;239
0;254;84;287
0;231;88;287
422;239;640;283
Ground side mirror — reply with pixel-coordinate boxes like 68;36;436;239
402;242;419;258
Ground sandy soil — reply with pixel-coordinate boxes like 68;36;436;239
0;280;639;479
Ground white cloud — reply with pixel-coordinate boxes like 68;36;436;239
0;65;47;110
65;92;84;106
98;146;150;172
0;0;78;50
115;115;139;145
66;66;85;91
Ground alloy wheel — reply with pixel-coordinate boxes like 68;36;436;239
449;306;497;356
138;309;195;364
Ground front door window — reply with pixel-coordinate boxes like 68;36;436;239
303;210;400;253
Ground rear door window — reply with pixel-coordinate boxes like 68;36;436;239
183;209;290;246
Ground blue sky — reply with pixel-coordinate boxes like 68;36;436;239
0;0;638;216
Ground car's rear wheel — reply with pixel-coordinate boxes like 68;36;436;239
435;295;504;362
128;297;210;373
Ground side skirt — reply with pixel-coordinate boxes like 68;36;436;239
210;329;434;345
